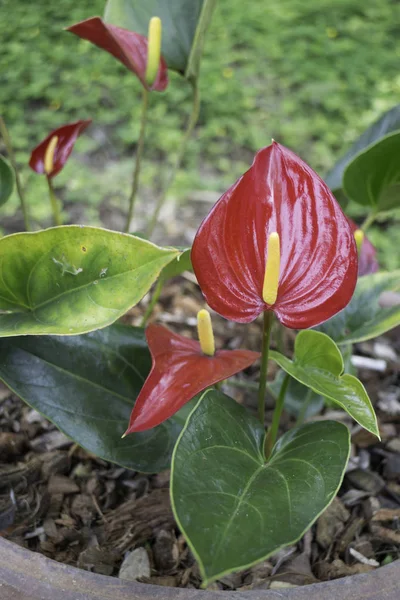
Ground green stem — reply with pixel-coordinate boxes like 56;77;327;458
46;176;62;226
295;387;314;427
125;88;150;233
257;311;274;426
361;211;377;233
146;80;200;237
0;116;31;231
140;278;163;326
265;372;290;459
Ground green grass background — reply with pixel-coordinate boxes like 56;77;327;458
0;0;399;267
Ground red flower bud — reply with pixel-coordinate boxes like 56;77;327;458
29;120;91;178
347;218;379;276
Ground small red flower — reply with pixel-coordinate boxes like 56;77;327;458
125;321;259;433
192;142;358;329
29;120;92;178
66;17;168;92
347;218;379;276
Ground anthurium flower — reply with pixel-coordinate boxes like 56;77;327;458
67;17;168;92
125;311;260;433
348;218;379;276
192;141;358;329
29;120;92;178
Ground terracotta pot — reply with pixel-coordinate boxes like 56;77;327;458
0;537;399;600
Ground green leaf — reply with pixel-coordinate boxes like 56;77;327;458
325;104;400;193
159;247;192;282
270;331;379;437
171;389;350;585
104;0;216;78
0;225;178;336
270;371;325;420
317;271;400;345
343;131;400;211
0;324;181;472
0;155;14;207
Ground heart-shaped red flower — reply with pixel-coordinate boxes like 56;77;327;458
29;120;92;178
125;323;259;433
66;17;168;92
192;141;358;329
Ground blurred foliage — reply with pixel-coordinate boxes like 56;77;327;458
0;0;399;266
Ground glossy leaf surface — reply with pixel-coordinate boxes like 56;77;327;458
270;331;379;437
348;218;378;276
104;0;216;77
0;226;178;336
171;389;350;585
317;271;400;344
0;325;180;472
192;142;358;329
325;104;400;193
343;132;400;211
270;371;324;420
126;323;259;432
67;17;168;92
0;155;14;206
29;120;91;178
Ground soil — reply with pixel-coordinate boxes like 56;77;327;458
1;271;399;592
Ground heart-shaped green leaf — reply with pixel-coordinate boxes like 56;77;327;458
317;271;400;345
343;131;400;211
104;0;217;78
270;331;379;437
0;324;181;472
0;155;14;207
270;371;325;420
325;104;400;194
0;225;178;336
171;389;350;585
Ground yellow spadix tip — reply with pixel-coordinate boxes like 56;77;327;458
354;229;364;254
44;135;58;175
197;309;215;356
262;232;280;306
145;16;162;87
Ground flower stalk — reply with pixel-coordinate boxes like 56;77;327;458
0;116;31;231
265;372;290;458
125;87;150;232
146;80;200;236
257;311;274;426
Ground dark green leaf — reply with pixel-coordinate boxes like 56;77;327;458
0;225;178;336
0;155;14;207
325;104;400;193
104;0;216;78
317;270;400;345
171;389;350;585
0;324;181;472
270;331;379;437
270;370;324;420
343;131;400;210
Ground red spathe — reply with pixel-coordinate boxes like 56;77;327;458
29;120;92;178
125;324;260;433
67;17;168;92
192;142;358;329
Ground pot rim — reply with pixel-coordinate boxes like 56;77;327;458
0;537;399;599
